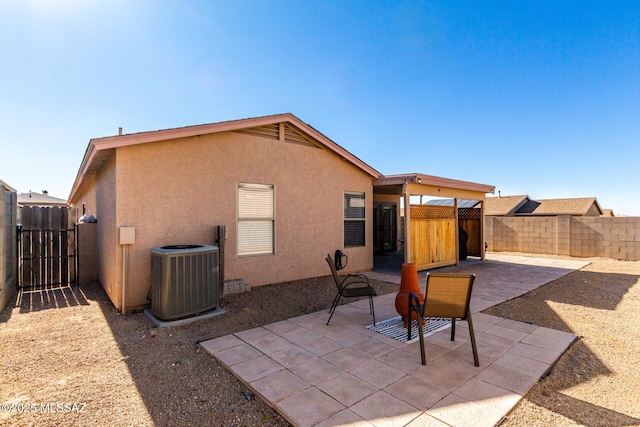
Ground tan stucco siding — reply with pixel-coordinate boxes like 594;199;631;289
114;131;373;308
69;155;120;307
70;175;97;219
96;155;119;306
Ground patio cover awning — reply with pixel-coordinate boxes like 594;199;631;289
374;173;495;268
373;173;494;199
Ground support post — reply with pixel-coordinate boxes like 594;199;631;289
403;185;411;264
215;225;226;298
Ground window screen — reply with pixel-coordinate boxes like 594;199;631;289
238;183;274;256
344;192;365;247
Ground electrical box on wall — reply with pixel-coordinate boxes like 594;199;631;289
120;227;135;245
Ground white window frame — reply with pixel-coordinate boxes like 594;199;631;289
237;183;275;256
344;191;366;247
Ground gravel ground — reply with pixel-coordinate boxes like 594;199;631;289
1;255;638;426
485;257;640;427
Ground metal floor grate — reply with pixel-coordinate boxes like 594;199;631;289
367;316;451;343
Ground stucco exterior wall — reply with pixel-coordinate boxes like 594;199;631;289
70;174;98;220
106;131;374;309
98;155;119;306
71;155;120;306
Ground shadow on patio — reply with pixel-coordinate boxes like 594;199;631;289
484;266;640;427
3;255;637;426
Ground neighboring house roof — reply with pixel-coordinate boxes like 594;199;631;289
516;197;603;216
424;198;481;208
601;209;615;217
69;113;382;202
18;192;67;207
484;195;530;216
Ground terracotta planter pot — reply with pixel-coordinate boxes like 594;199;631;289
395;263;424;327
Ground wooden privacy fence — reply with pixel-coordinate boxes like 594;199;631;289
18;206;77;290
459;207;482;257
409;205;457;270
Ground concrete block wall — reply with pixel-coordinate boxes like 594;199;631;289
486;215;640;261
1;185;17;312
490;217;558;255
571;217;640;260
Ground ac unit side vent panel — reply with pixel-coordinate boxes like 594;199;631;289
151;245;219;321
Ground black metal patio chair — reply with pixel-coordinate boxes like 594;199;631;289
325;254;376;326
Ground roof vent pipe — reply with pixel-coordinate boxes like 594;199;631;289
118;127;123;136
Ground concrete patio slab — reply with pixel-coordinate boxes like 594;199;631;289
201;254;589;426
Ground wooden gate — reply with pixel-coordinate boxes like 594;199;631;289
409;205;457;270
17;206;77;290
459;207;482;257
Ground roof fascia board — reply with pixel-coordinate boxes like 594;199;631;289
90;113;380;178
68;144;98;203
284;115;381;178
69;113;382;202
91;114;295;150
375;173;495;194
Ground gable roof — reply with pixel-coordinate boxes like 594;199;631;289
517;197;602;216
69;113;382;202
484;195;530;216
18;192;67;206
601;208;615;217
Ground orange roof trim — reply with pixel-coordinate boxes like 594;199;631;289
69;113;382;202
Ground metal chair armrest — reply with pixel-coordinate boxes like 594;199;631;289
408;291;422;315
342;274;371;288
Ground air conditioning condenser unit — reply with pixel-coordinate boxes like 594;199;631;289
150;244;219;321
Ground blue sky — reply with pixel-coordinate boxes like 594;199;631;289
1;1;639;215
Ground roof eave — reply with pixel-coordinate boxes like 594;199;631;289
374;173;495;194
68;113;382;202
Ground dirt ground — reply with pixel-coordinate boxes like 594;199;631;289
485;257;640;427
0;255;638;427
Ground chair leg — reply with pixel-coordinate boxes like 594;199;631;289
417;315;427;365
450;318;456;341
369;295;376;325
327;293;342;325
467;311;480;367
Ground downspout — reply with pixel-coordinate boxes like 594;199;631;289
455;198;459;266
122;244;127;314
481;197;486;261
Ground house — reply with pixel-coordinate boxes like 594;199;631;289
484;195;531;216
18;191;67;207
68;113;494;311
485;195;603;217
601;209;615;217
